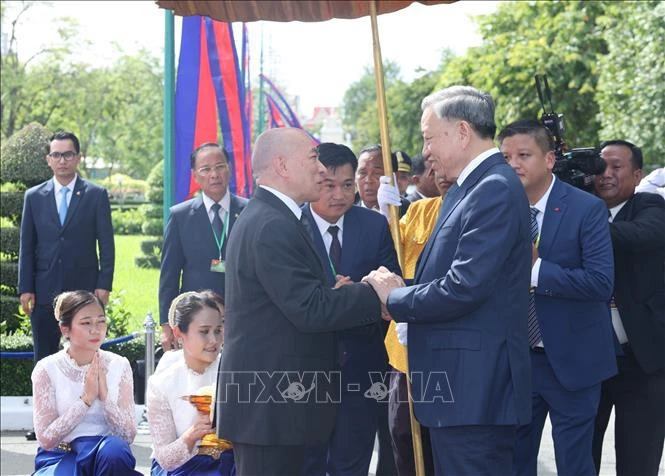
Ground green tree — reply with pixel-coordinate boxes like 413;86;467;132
596;1;665;167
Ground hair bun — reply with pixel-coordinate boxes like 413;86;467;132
167;291;198;328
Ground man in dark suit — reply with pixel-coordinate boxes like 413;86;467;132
592;140;665;476
19;130;115;362
405;153;440;203
365;86;532;475
301;142;400;476
158;143;247;349
356;144;410;218
216;128;384;476
499;120;617;476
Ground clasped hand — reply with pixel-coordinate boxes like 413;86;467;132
362;266;405;321
81;351;108;406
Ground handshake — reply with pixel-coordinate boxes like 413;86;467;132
361;266;406;321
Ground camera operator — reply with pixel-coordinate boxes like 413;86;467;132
499;119;617;476
592;140;665;476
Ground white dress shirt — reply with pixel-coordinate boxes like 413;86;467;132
309;207;345;253
456;147;501;186
201;190;231;226
259;185;302;219
53;175;77;209
608;200;629;344
530;175;557;287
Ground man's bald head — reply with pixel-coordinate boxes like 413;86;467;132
251;127;324;204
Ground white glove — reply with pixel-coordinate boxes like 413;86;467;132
396;322;408;346
377;175;401;219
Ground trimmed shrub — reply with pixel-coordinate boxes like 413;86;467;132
0;122;52;187
140;238;163;256
141;218;163;237
111;208;143;235
0;227;20;259
145;162;164;203
135;255;160;269
0;191;24;225
0;261;19;292
139;203;163;219
0;295;22;332
0;333;34;396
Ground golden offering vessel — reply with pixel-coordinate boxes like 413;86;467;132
182;385;233;455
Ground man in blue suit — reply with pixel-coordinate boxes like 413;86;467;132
159;143;247;349
302;142;400;476
365;86;533;475
19;131;115;362
499;120;617;476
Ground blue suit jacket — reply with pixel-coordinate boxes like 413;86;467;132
387;153;532;428
535;178;617;390
18;177;115;305
158;193;247;324
302;204;401;387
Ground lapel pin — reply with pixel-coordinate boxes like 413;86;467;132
76;191;81;196
553;207;560;212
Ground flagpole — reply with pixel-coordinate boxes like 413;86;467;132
369;2;423;475
163;9;175;223
257;27;266;135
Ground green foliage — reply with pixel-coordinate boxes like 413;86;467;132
145;160;164;204
0;182;26;192
92;174;147;202
0;191;24;225
0;122;52;186
135;255;161;269
139;160;163;241
141;218;163;237
140;238;163;257
140;203;163;219
0;333;34;396
595;1;665;166
0;227;20;259
0;261;19;293
111;208;143;235
105;289;132;338
0;295;22;332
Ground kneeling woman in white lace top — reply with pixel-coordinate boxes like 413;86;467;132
31;290;141;475
147;291;234;476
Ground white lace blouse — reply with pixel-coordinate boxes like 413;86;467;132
31;349;137;450
146;353;221;471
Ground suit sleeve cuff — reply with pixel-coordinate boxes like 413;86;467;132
531;258;542;287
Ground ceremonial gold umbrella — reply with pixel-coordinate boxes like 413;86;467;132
154;2;454;473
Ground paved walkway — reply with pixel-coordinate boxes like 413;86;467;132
1;413;662;475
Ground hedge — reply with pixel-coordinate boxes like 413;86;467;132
140;238;163;256
140;203;163;219
0;261;19;292
0;191;24;225
0;122;52;187
0;295;22;332
135;255;160;269
0;227;20;258
141;218;163;237
111;208;143;235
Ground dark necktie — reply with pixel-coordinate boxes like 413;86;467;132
328;225;342;272
528;207;542;348
211;203;224;239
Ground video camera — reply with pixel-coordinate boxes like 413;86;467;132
535;74;606;192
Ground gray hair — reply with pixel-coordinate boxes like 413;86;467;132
421;86;496;139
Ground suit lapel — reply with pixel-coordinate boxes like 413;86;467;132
303;205;335;286
340;208;359;277
538;179;567;259
62;177;86;230
40;180;60;228
614;196;634;222
228;195;241;230
190;196;218;255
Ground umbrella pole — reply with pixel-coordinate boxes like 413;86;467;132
369;3;425;476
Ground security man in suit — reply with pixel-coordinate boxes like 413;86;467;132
366;86;533;475
405;153;440;203
302;142;400;476
592;140;665;476
356;144;410;218
19;130;115;362
158;142;247;350
216;128;384;476
499;120;617;476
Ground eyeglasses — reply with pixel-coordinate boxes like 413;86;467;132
48;151;78;161
197;164;228;176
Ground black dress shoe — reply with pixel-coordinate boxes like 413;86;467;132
25;430;36;441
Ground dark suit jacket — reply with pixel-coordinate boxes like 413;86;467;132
386;153;532;427
158;193;247;325
610;192;665;374
18;177;114;305
217;187;381;446
302;204;401;387
534;179;617;391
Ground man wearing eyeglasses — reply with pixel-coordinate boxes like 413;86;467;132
18;130;115;363
158;143;248;350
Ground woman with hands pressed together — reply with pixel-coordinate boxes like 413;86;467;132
147;291;234;476
31;290;141;475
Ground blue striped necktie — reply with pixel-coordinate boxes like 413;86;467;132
528;207;542;348
58;187;70;225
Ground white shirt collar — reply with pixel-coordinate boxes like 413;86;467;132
360;200;380;212
53;175;77;194
201;190;230;214
259;185;303;219
309;206;345;238
532;174;557;215
609;200;628;222
457;147;500;186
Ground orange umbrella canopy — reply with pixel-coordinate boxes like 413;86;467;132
155;0;451;22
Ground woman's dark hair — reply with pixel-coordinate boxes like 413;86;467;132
170;291;221;333
53;290;104;328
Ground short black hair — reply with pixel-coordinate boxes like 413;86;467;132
190;142;230;169
599;139;643;170
317;143;358;173
48;131;81;154
497;119;555;154
358;144;399;172
410;154;426;176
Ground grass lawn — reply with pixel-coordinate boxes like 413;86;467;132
113;235;160;331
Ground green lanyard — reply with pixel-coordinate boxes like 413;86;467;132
211;209;230;260
327;254;337;277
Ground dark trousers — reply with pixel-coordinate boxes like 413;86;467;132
388;371;434;476
592;347;665;476
376;399;397;476
30;304;61;362
234;443;304;476
430;425;516;476
514;351;600;476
